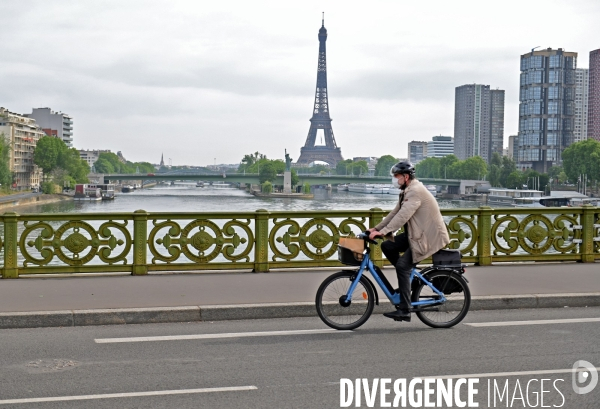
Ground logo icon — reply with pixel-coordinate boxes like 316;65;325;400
572;360;598;395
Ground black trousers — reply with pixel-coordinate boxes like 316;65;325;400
380;233;416;311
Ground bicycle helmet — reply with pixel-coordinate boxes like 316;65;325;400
390;161;415;176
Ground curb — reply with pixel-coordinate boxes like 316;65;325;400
1;293;600;330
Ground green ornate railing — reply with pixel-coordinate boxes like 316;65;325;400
1;206;599;278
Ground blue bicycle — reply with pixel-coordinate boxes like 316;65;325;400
315;233;471;330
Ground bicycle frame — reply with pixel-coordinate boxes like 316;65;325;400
345;250;446;308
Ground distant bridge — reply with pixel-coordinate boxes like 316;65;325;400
103;173;462;186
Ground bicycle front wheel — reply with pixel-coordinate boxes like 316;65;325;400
315;271;375;330
411;270;470;328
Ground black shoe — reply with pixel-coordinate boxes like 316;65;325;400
383;310;411;322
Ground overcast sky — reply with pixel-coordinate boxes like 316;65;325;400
1;0;599;166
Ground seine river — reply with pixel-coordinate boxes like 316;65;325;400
19;183;481;214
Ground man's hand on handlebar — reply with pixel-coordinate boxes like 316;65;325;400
368;230;383;241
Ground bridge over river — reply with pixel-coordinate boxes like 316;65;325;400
103;173;462;186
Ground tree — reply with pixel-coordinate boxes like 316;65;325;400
33;136;63;174
439;155;459;179
506;171;524;189
94;157;115;174
374;155;397;176
488;164;501;187
291;169;299;186
335;159;353;175
415;157;440;178
349;160;368;176
499;156;517;187
259;162;276;183
449;156;487;180
562;139;600;183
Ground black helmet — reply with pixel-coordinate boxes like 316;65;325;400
390;161;415;176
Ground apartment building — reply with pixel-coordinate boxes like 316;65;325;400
0;107;44;189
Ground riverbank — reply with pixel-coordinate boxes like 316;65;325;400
0;193;72;211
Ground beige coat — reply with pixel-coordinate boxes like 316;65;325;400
375;179;450;263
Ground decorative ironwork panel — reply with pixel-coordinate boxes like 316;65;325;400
19;220;132;266
148;218;254;264
445;215;477;256
269;216;366;262
491;212;580;256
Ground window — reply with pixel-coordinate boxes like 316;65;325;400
547;86;560;99
549;55;561;68
548;70;562;83
547;118;559;130
547;132;558;145
548;102;559;115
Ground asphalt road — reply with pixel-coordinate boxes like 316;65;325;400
0;307;598;408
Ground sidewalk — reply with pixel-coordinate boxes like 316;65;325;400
1;262;599;328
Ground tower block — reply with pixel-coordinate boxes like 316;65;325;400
296;15;344;166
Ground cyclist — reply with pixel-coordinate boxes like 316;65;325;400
368;161;450;322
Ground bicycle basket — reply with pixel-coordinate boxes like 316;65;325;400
338;237;365;266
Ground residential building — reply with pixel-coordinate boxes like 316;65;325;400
589;49;600;141
426;136;454;158
574;68;589;142
407;141;427;163
79;149;112;168
26;107;73;147
517;48;577;172
454;84;505;163
0;107;44;189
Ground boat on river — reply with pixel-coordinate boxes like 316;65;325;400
513;196;570;207
488;188;543;206
348;183;389;194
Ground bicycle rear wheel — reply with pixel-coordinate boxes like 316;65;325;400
315;271;375;330
411;270;470;328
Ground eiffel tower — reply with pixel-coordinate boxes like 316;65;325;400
296;15;344;166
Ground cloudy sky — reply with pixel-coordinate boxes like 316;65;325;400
1;0;599;166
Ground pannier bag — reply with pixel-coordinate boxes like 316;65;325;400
431;249;462;266
337;237;365;266
430;275;463;295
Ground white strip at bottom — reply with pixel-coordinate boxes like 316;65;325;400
0;386;257;405
465;317;600;327
419;368;600;380
95;328;350;343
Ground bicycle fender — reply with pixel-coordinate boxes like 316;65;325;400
360;275;379;306
343;269;380;306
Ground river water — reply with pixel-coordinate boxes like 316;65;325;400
18;183;481;214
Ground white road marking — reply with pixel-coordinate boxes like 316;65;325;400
419;367;600;380
465;317;600;327
95;328;351;343
0;386;257;405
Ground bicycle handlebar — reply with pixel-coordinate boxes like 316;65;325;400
357;231;380;245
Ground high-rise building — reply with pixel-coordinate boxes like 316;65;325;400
26;107;73;147
508;135;518;159
588;49;600;141
408;141;427;163
517;48;577;173
574;68;589;143
0;107;44;190
454;84;504;163
427;136;454;158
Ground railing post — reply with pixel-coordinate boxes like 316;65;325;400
132;210;148;275
580;204;595;263
476;206;492;266
254;209;270;272
2;212;19;278
369;207;385;267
